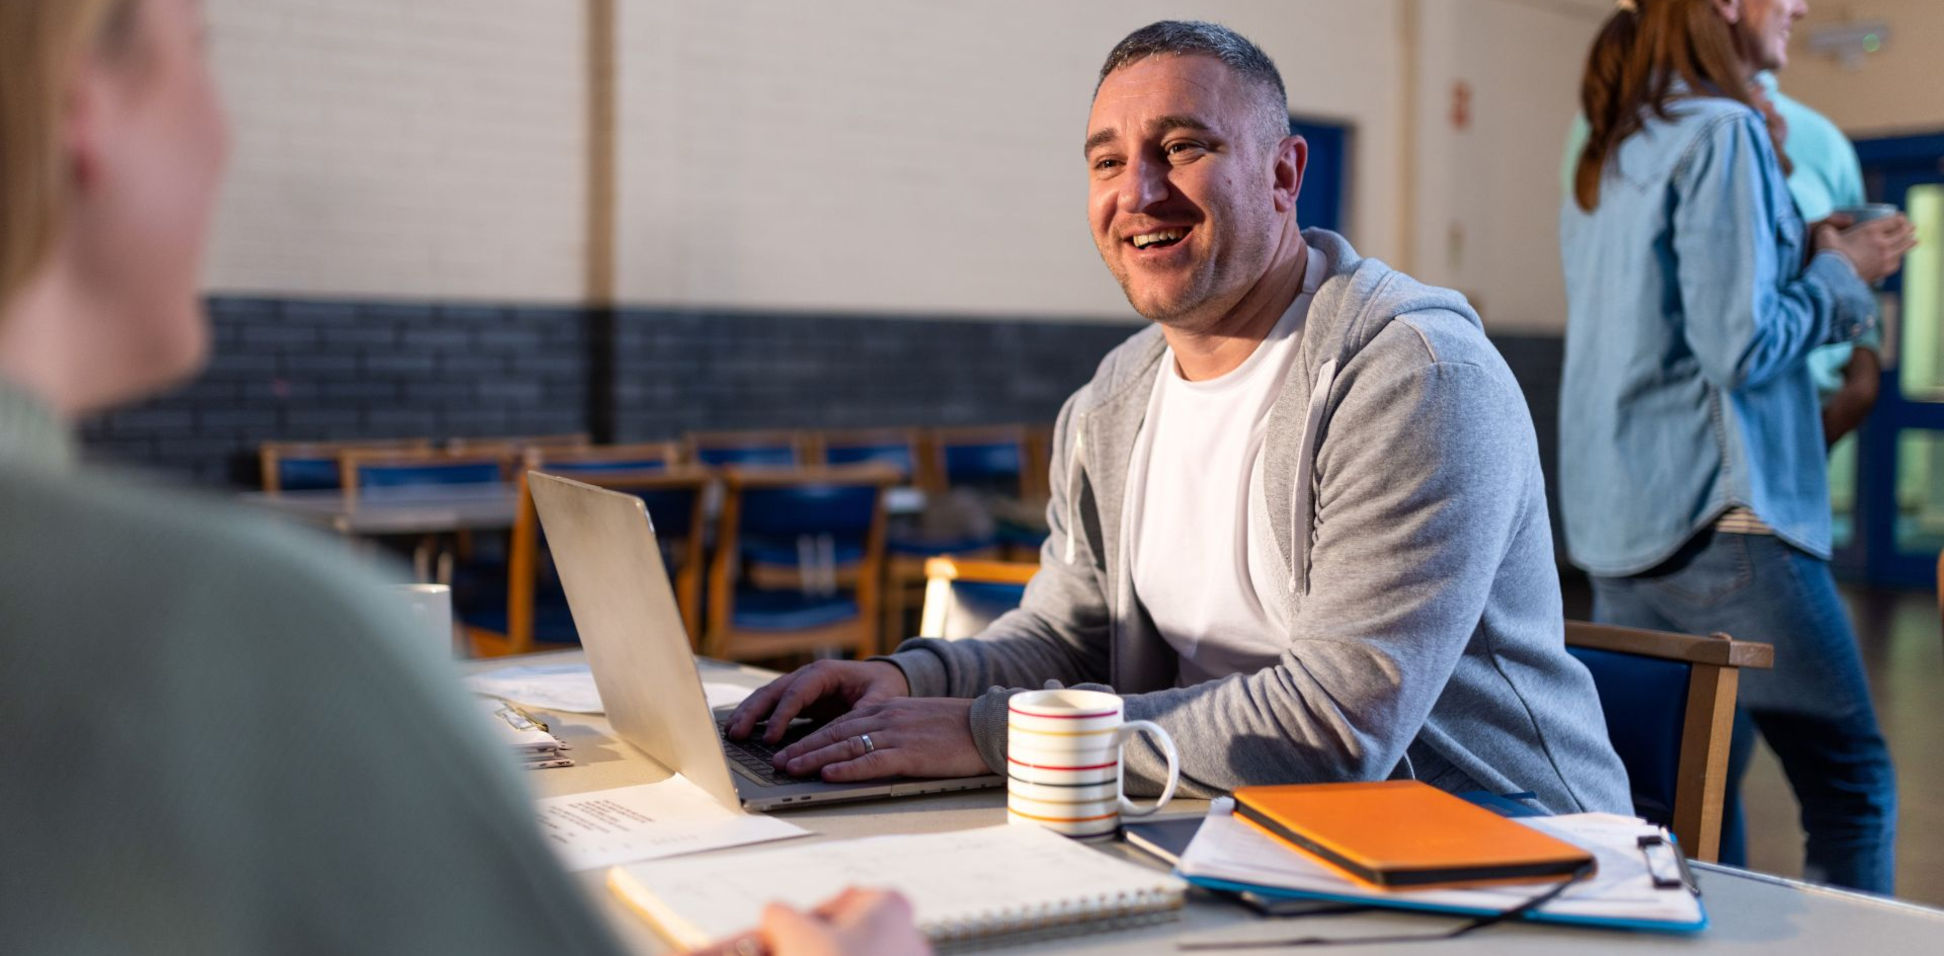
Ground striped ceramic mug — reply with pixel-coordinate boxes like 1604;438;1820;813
1006;688;1180;840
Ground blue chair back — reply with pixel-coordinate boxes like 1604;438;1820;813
947;580;1027;637
1565;645;1689;831
697;445;798;467
825;442;916;479
278;457;340;491
543;458;669;476
740;483;880;540
632;486;699;539
943;441;1022;493
357;461;502;491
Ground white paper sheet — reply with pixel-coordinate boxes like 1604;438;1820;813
467;663;605;713
534;778;808;871
702;682;754;710
466;663;757;716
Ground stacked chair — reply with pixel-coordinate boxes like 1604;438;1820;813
260;425;1052;668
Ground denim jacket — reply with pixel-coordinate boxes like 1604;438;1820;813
1559;94;1875;577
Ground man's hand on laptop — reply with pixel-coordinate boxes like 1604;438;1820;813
772;697;989;781
725;660;911;744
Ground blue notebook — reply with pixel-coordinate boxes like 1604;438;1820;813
1174;801;1706;934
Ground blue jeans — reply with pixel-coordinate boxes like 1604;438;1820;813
1590;530;1897;894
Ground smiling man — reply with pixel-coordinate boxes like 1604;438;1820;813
728;20;1630;813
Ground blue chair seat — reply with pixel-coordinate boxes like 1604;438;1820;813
732;591;860;631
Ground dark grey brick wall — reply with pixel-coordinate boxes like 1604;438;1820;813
77;297;1571;524
610;309;1139;441
1491;333;1569;557
79;297;590;485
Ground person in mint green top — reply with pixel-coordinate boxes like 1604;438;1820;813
1562;71;1882;441
0;2;925;954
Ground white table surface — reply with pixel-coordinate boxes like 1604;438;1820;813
240;484;520;535
466;650;1944;954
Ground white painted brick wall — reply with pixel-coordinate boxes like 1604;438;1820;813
203;0;587;303
617;0;1407;319
196;0;1606;332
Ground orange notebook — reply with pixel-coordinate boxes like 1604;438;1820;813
1231;780;1595;889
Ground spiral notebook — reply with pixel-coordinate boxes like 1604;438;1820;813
607;824;1187;949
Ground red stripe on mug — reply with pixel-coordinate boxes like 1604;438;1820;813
1007;756;1119;771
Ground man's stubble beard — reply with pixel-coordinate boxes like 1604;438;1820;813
1106;222;1274;334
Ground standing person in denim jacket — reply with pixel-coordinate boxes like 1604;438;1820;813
1560;0;1916;894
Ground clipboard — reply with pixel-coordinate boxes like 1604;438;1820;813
1175;800;1707;934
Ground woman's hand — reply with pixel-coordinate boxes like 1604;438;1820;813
1815;214;1919;284
690;888;931;956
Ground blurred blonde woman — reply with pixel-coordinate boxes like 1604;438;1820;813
0;1;921;952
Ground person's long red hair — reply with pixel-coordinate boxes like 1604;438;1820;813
1572;0;1785;211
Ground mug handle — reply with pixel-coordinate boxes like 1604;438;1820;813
1115;719;1180;817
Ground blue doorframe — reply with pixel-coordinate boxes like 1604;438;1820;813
1289;116;1351;235
1851;132;1944;589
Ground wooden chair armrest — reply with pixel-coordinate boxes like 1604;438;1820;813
924;556;1039;586
1565;620;1774;669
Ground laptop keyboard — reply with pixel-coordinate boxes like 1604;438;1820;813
718;722;820;786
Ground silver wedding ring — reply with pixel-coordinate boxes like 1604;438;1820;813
857;733;876;755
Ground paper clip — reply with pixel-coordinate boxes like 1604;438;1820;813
1637;834;1700;896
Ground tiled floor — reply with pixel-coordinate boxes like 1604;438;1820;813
1566;578;1944;906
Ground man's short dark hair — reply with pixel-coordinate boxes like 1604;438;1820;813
1096;20;1290;147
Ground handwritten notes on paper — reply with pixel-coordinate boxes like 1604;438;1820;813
466;662;757;716
534;777;807;871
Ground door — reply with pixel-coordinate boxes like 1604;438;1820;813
1289;116;1351;235
1850;133;1944;588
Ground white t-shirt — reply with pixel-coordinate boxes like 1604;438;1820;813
1127;250;1325;686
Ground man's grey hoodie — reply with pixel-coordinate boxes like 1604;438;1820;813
883;228;1632;815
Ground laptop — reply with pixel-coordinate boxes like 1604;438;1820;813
527;471;1004;812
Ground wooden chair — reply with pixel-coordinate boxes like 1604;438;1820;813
882;425;1040;638
445;433;590;455
685;429;811;468
923;424;1030;497
1563;621;1773;862
258;438;430;493
337;449;514;582
918;557;1037;640
468;465;711;658
705;465;900;662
